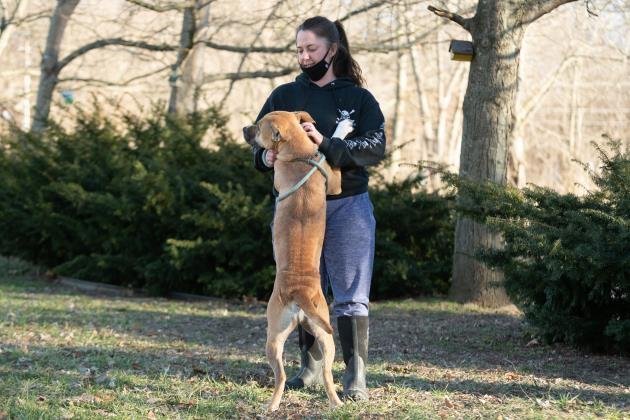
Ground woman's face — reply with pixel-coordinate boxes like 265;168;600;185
296;29;333;67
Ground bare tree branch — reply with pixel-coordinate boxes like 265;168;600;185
203;27;441;56
585;0;599;16
0;0;43;56
354;28;443;53
195;0;213;10
219;0;286;106
520;0;579;26
202;40;289;53
58;38;177;71
517;55;577;125
338;0;389;22
126;0;215;12
125;0;193;12
11;10;50;25
427;5;472;33
202;68;294;84
58;64;170;86
202;0;398;55
0;1;6;35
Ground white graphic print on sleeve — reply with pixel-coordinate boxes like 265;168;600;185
345;122;385;150
345;131;383;150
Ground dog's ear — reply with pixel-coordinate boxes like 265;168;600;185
270;122;282;143
264;119;283;143
294;111;315;124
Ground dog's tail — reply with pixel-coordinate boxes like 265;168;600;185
293;293;333;335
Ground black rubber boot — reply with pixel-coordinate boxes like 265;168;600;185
337;315;369;400
285;324;324;389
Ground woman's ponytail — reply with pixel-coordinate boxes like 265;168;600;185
333;20;364;87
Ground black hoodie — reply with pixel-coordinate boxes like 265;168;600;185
252;73;386;200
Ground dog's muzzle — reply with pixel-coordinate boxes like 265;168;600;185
243;125;257;146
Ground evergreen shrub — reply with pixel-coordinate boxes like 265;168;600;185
0;108;455;300
0;107;274;296
371;174;454;298
449;138;629;352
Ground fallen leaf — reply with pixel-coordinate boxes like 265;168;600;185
479;394;501;405
177;400;196;409
504;372;520;381
68;394;102;404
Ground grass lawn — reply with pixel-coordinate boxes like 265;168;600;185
1;256;628;419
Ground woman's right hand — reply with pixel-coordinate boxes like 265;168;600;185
264;149;277;167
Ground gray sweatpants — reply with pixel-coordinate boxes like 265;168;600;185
320;192;376;318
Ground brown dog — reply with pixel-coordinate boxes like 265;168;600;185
243;111;343;411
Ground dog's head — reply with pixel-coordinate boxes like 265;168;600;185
243;111;315;153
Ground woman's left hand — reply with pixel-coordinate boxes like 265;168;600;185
301;122;323;146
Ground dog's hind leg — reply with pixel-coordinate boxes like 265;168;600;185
266;295;298;412
309;293;343;408
316;329;343;408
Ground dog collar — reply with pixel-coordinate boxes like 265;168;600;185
276;152;329;203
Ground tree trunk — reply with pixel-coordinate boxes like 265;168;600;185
389;50;407;181
168;0;211;115
177;1;211;114
167;4;195;114
32;0;79;132
569;60;580;153
508;135;527;188
447;77;465;170
0;0;31;58
408;44;434;163
22;30;32;131
449;2;528;307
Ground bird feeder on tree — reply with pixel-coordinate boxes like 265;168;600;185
449;40;474;61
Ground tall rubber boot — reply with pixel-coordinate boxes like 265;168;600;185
285;324;324;389
337;315;369;400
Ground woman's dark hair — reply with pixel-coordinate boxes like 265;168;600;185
297;16;365;87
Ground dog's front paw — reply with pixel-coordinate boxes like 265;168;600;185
266;402;280;412
330;399;343;409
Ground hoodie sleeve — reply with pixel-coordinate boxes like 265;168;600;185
252;94;275;173
318;91;386;168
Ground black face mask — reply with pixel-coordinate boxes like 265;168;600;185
300;48;331;82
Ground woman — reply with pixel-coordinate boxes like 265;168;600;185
251;16;385;400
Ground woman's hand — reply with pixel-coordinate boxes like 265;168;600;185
301;122;324;146
264;149;277;167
